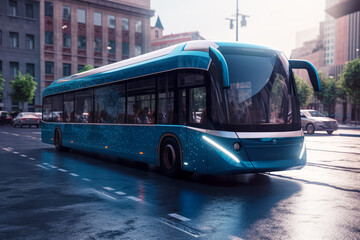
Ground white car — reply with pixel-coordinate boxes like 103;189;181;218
300;110;338;134
13;112;40;128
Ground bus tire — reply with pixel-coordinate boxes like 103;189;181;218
54;128;70;152
160;137;181;178
306;123;315;134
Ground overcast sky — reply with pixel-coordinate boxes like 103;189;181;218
150;0;326;57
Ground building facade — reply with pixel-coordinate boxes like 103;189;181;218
0;0;154;112
0;0;41;112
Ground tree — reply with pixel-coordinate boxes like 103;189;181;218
10;71;37;111
0;72;4;100
316;76;337;118
78;64;94;73
336;78;348;123
340;58;360;125
295;75;313;108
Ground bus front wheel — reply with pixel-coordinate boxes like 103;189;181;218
54;129;70;152
160;137;181;178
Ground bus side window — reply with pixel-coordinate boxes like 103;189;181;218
43;96;53;122
64;93;74;122
52;94;63;122
74;89;93;123
158;73;174;124
189;87;206;125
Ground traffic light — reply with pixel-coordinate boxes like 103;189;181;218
241;15;247;27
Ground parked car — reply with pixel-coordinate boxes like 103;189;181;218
35;112;42;119
13;112;40;128
300;110;338;134
0;111;13;125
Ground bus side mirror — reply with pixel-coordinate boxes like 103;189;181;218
209;46;230;89
289;60;321;92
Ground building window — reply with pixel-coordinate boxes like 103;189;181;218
122;42;129;58
94;38;102;52
45;62;54;75
77;9;86;23
26;34;34;49
45;31;53;45
9;32;19;48
94;12;102;26
155;30;159;38
108;40;115;54
63;34;71;48
26;63;35;77
62;6;71;21
10;62;19;77
77;65;85;72
122;18;129;31
63;63;71;77
8;0;18;16
25;3;34;18
78;36;86;49
45;1;53;17
108;15;115;28
135;20;142;33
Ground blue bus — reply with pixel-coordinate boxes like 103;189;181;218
41;41;320;177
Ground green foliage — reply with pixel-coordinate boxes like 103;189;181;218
316;76;337;117
295;75;313;108
78;64;94;73
0;72;4;100
10;71;37;110
340;58;360;106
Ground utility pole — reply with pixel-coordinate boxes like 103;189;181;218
226;0;249;41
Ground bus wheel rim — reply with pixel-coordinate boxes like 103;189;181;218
163;144;176;170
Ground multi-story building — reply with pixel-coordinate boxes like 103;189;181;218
0;0;41;112
0;0;154;112
150;16;205;52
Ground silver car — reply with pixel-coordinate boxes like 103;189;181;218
300;110;338;135
13;112;40;128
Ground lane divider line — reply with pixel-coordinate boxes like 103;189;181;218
127;196;143;203
20;154;27;158
155;217;205;238
93;190;117;200
29;158;36;161
82;178;91;182
36;164;49;170
69;173;79;177
115;191;126;196
2;147;11;152
57;168;68;172
8;147;14;150
168;213;191;222
103;187;115;191
13;152;19;154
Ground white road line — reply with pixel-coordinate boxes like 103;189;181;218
69;173;79;177
103;187;115;191
93;190;117;200
82;178;91;182
7;147;13;150
11;133;19;136
48;164;57;169
20;154;27;158
228;236;245;240
26;135;32;138
13;152;19;154
36;164;49;170
29;158;36;161
168;213;191;222
57;168;68;172
156;218;205;238
2;148;11;152
1;132;9;134
127;196;143;202
115;191;126;196
32;132;41;134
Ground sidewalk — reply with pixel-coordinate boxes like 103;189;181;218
338;124;360;130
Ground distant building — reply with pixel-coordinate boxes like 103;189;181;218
0;0;154;112
150;16;205;51
295;28;319;48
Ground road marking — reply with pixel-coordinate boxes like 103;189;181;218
11;133;19;136
115;191;126;196
127;196;143;202
20;154;27;158
26;135;32;138
93;190;117;200
36;164;49;170
156;217;205;238
103;187;115;191
57;168;68;172
13;152;19;154
228;236;244;240
1;132;9;134
29;158;36;161
82;178;91;182
2;147;11;152
47;164;57;169
69;173;79;177
32;132;41;134
7;147;13;150
168;213;191;222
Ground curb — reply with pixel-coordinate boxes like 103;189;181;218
339;133;360;138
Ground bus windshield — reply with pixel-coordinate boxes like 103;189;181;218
211;48;300;132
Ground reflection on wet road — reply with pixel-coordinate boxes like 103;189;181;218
1;126;360;239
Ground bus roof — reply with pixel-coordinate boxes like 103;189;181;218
42;40;275;97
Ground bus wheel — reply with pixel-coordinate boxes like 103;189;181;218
54;129;70;152
160;137;181;177
306;123;315;134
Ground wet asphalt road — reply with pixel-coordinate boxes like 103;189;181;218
0;126;360;240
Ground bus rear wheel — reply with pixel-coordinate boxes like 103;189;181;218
160;137;181;178
54;129;69;152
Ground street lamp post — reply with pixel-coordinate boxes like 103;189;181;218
226;0;249;41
